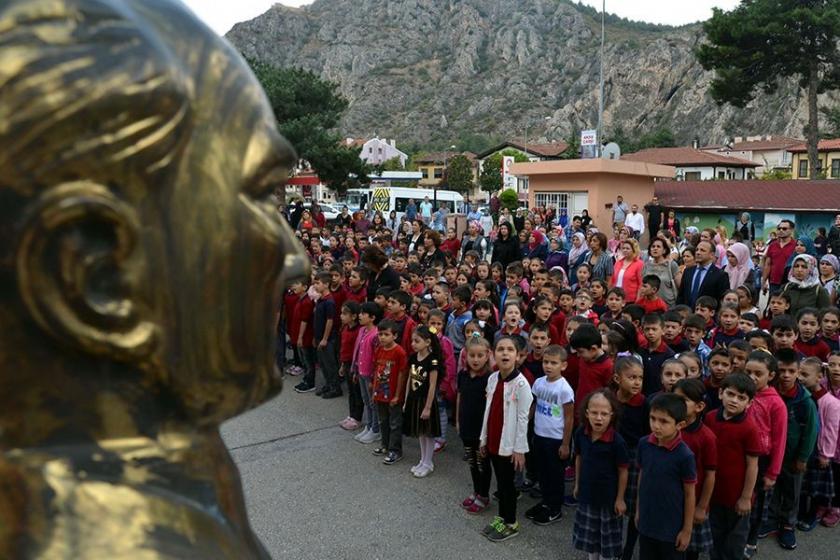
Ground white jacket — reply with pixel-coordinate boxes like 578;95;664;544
479;371;533;456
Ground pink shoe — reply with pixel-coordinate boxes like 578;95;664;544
815;505;829;521
821;507;840;528
338;417;354;430
461;494;477;509
434;440;446;453
465;495;489;514
564;466;575;481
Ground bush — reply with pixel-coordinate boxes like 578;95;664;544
499;189;519;211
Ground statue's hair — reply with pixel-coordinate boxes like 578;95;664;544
0;0;193;193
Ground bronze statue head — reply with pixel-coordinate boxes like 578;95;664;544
0;0;306;556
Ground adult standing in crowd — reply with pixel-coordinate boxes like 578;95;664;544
828;213;840;255
420;230;447;270
734;212;756;253
761;219;796;295
362;246;400;301
405;198;417;222
724;242;754;291
492;222;520;270
644;196;663;238
612;194;629;228
489;192;501;225
677;240;729;308
461;221;487;261
624;204;645;241
586;231;613;284
466;203;483;223
337;205;353;228
420;196;433;224
663;209;681;239
642;237;679;306
611;238;644;303
408;219;426;253
289;199;304;230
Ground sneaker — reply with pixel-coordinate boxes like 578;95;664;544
315;385;328;396
358;430;379;444
461;494;477;509
743;544;758;559
758;521;778;539
821;507;840;527
383;451;403;465
533;508;562;526
563;494;578;507
372;446;387;456
486;521;520;542
340;418;360;430
321;388;342;399
796;517;819;532
519;478;536;491
465;496;489;514
413;464;433;478
434;440;447;453
482;516;504;536
815;505;829;521
294;382;315;393
525;503;547;520
777;526;796;550
354;427;370;442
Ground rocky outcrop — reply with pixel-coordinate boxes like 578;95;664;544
226;0;832;149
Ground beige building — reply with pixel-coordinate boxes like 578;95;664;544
701;135;802;177
509;159;675;236
788;139;840;179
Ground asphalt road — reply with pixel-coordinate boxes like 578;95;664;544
221;380;838;560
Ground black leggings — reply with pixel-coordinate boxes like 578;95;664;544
462;439;492;498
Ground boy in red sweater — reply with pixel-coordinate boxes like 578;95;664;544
637;274;668;315
345;268;368;304
744;351;788;557
338;301;362;431
569;323;613;411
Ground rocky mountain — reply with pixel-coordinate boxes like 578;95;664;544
226;0;832;151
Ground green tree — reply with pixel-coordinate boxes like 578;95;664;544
479;149;529;193
499;189;519;212
696;1;840;179
560;127;581;159
608;125;676;153
444;154;475;194
373;156;405;175
247;59;370;198
760;169;793;180
821;106;840;138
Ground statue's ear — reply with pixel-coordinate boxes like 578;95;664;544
15;181;158;361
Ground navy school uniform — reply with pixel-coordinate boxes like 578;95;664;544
617;392;648;517
638;341;676;396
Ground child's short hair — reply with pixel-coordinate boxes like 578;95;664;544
770;315;796;333
342;300;361;316
569;323;602;350
747;350;778;373
728;339;751;354
672;305;692;316
375;286;392;298
745;329;774;350
378;319;400;336
452;285;472;303
505;262;524;277
769;291;791;304
559;288;575;299
642;274;661;291
795;307;820;322
695;295;718;312
360;302;384;324
650;392;688;423
684;314;707;332
776;347;800;366
543;345;568;360
351;267;369;282
622;304;645;324
740;312;759;325
423;267;438;278
607;287;626;299
530;323;550;336
663;311;683;325
800;356;824;373
578;389;621;428
718;303;739;316
674;378;706;403
721;372;757;399
576;288;592;300
388;289;412;309
315;270;332;284
576;262;592;274
642;313;664;326
709;347;731;362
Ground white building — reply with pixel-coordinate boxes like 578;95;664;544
345;136;408;167
700;135;802;177
621;147;760;180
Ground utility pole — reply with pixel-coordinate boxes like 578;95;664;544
597;0;605;158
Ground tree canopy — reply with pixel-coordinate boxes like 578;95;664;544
444;154;475;194
608;126;676;154
479;149;529;193
696;0;840;179
247;59;370;196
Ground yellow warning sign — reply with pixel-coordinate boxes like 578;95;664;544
371;187;390;212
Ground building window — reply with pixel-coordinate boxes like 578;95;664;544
717;171;725;179
434;167;443;179
799;159;808;178
421;168;429;179
368;147;373;154
832;159;840;179
378;147;382;154
684;171;701;181
535;192;569;211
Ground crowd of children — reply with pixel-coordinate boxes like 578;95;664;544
278;214;840;560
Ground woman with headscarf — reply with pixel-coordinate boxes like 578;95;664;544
557;207;569;228
781;254;831;318
526;230;548;260
819;254;840;304
567;232;590;281
724;242;754;291
679;226;699;255
492;222;520;270
460;220;488;261
782;235;817;281
734;212;756;253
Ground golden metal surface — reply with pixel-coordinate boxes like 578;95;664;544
0;1;309;557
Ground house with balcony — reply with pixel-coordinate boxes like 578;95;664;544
701;135;802;177
621;147;759;180
788;138;840;179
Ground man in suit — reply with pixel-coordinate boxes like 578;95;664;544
678;240;730;308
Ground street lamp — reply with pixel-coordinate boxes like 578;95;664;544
436;144;456;209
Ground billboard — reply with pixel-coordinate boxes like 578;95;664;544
502;155;516;190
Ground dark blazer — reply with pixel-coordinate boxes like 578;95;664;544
677;263;729;307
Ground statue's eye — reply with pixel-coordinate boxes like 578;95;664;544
245;164;287;201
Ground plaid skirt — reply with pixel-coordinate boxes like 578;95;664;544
802;459;835;500
573;503;624;558
624;453;640;517
687;517;713;553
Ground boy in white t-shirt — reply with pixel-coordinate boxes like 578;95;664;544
525;344;575;526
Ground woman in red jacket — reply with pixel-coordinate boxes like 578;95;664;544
611;238;644;303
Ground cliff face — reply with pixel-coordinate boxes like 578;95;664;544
226;0;825;149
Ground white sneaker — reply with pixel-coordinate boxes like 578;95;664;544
413;464;433;478
354;427;370;442
358;429;379;444
410;463;423;475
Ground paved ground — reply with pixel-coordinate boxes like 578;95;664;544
221;380;837;560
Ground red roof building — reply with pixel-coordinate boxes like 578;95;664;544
655;180;840;213
476;140;570;161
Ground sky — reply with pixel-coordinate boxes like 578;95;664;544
180;0;742;36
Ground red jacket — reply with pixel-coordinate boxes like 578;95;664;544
611;257;644;303
339;324;360;362
749;386;788;481
345;285;367;304
293;294;315;347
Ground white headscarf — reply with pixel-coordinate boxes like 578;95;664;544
787;254;821;289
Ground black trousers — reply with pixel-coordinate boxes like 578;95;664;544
638;533;685;560
462;439;492;498
376;402;402;453
533;434;566;512
710;504;750;560
490;453;517;524
344;362;363;421
747;456;771;545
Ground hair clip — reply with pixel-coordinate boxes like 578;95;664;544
470;331;482;339
428;326;438;335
